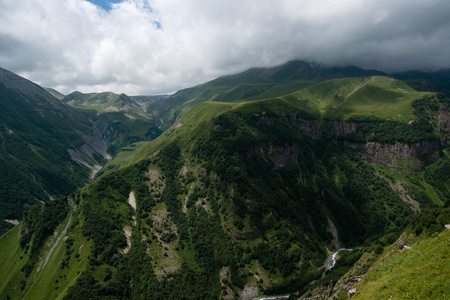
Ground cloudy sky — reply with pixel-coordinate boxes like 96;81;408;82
1;0;449;95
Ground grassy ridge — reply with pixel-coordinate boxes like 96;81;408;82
354;230;450;299
155;60;385;130
283;76;437;121
65;92;148;118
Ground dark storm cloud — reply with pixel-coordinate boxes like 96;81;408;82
0;0;449;95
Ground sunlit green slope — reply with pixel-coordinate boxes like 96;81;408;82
63;92;151;120
354;229;450;299
155;60;385;130
282;76;437;121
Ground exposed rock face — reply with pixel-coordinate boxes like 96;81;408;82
345;140;441;170
364;139;439;172
255;115;360;140
326;120;359;136
254;112;447;172
293;118;323;139
438;110;450;134
256;115;323;140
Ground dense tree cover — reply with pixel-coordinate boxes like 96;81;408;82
412;93;448;119
79;159;154;265
424;158;450;200
193;111;421;247
13;97;449;298
65;144;238;299
410;206;450;236
157;144;188;240
0;129;88;222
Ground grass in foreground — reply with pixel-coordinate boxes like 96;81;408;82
354;230;450;299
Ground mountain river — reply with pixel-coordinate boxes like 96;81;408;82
254;248;354;299
325;248;353;270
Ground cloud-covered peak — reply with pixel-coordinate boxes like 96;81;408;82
0;0;449;95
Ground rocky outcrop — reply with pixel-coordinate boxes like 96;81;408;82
253;112;447;173
438;110;450;134
255;115;360;140
293;118;323;139
255;115;323;140
345;140;441;171
326;120;359;136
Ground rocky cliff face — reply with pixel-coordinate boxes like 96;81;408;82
255;115;362;140
256;115;323;139
345;140;441;171
438;110;450;134
254;113;447;172
326;120;360;136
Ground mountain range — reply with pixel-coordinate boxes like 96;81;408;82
0;67;161;234
0;61;449;299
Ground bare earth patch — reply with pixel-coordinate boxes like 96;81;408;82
128;191;136;210
147;169;160;182
240;285;259;300
180;165;188;177
121;225;132;254
148;204;181;278
378;175;420;212
196;197;211;212
4;219;19;225
219;266;234;300
182;186;193;214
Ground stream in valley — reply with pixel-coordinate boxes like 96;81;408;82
255;248;354;300
325;248;354;270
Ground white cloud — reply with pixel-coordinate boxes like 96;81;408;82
0;0;449;95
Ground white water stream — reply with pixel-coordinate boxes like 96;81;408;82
255;248;354;300
325;248;353;270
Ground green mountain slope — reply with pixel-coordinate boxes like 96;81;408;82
354;229;449;299
282;76;434;121
300;206;450;300
0;67;105;231
62;91;162;156
1;70;448;299
63;92;151;120
44;87;65;100
0;68;162;235
155;60;385;131
394;68;450;95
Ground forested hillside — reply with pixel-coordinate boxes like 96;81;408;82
1;61;448;299
0;68;161;235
